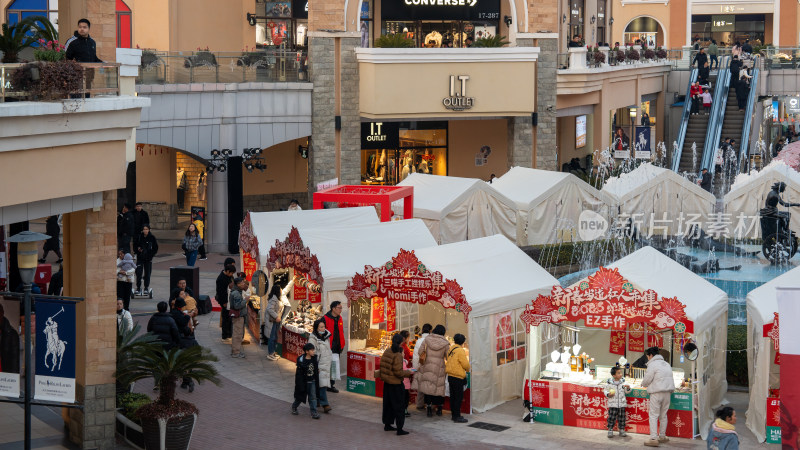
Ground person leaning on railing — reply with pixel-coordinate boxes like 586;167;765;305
64;18;102;97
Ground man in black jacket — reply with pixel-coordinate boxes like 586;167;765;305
0;303;20;374
134;225;158;295
147;301;180;350
64;19;102;63
132;203;150;244
742;39;753;54
216;264;236;340
117;204;135;252
698;168;712;192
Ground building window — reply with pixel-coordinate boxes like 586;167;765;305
495;311;526;366
6;0;58;34
596;0;606;44
568;0;584;41
116;0;132;48
361;121;448;186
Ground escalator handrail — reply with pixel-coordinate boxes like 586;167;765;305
739;57;760;171
703;57;731;175
672;68;699;172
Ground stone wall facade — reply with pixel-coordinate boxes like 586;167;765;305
339;37;361;186
243;192;310;212
142;201;178;231
535;38;558;171
69;384;117;449
308;36;337;203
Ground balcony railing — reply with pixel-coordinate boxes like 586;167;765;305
558;47;679;71
136;50;309;84
1;62;120;102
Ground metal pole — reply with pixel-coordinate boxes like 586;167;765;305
23;282;32;450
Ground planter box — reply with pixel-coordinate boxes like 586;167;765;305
116;412;145;450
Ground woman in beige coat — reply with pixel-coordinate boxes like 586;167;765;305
416;324;449;417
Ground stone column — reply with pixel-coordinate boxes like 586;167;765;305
339;37;361;186
308;35;337;202
62;190;118;449
535;38;558;170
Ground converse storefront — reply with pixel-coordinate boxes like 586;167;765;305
356;47;539;182
378;0;503;47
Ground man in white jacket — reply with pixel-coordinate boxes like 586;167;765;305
641;347;675;447
411;323;432;410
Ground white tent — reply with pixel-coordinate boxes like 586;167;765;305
491;166;617;245
412;235;559;413
392;173;519;244
243;207;380;266
745;265;800;442
725;161;800;238
532;247;727;439
602;163;716;236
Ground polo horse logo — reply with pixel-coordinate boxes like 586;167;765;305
43;307;67;371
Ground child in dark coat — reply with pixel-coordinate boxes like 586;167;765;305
292;343;321;419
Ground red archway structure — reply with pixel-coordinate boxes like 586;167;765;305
313;185;414;222
345;249;470;322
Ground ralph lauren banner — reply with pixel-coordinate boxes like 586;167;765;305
35;299;76;403
0;297;21;397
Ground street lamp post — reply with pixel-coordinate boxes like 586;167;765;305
7;231;50;450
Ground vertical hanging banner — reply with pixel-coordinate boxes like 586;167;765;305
386;299;397;332
372;297;385;324
778;288;800;449
241;252;258;282
35;300;76;403
0;297;21;397
609;330;626;355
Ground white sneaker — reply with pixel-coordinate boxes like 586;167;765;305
266;354;278;361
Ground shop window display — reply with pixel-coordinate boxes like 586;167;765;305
381;20;496;47
254;0;310;49
378;0;500;47
361;122;447;185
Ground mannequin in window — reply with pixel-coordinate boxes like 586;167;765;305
176;167;187;210
196;171;207;202
401;151;412;181
377;149;387;181
425;30;442;47
366;151;376;177
418;150;430;174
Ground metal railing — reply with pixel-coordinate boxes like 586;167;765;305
672;68;699;172
557;48;685;70
136;50;309;84
740;60;760;170
1;62;120;102
703;57;731;175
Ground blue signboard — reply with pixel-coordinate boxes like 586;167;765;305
34;299;76;403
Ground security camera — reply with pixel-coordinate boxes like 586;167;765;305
246;13;256;26
504;15;512;27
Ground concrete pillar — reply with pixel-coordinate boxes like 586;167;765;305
62;190;117;450
568;47;588;69
508;116;534;169
116;48;142;164
339;37;361;186
535;38;558;170
207;170;229;254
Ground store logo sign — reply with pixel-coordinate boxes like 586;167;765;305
405;0;478;6
443;75;475;111
366;122;387;142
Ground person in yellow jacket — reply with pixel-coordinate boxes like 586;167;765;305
445;333;470;423
192;211;207;260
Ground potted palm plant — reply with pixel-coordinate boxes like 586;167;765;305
115;342;221;450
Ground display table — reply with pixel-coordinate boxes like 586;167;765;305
346;350;471;414
247;302;260;343
523;379;694;438
281;325;310;363
766;397;781;444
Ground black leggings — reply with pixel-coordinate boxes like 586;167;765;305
136;261;152;290
382;384;407;431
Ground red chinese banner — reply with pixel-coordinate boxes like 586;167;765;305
281;327;308;363
294;271;308;300
372;297;385;324
386;299;397;332
242;252;258;282
764;313;780;364
609;330;626;355
520;267;692;334
629;323;645;353
345;249;471;322
308;290;321;304
266;227;324;286
767;397;781;428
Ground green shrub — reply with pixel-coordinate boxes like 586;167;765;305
374;34;415;48
726;324;748;386
472;35;509;48
117;392;152;422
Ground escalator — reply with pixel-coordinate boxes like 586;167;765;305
671;69;697;173
676;71;719;174
737;59;760;172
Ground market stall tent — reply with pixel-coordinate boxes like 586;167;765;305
724;161;800;238
609;247;728;440
602;163;716;236
239;207;380;266
744;265;800;443
348;235;559;413
526;247;728;438
392;173;519;244
490;166;618;245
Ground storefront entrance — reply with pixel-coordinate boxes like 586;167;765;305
379;0;501;47
361;121;448;185
691;14;767;46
